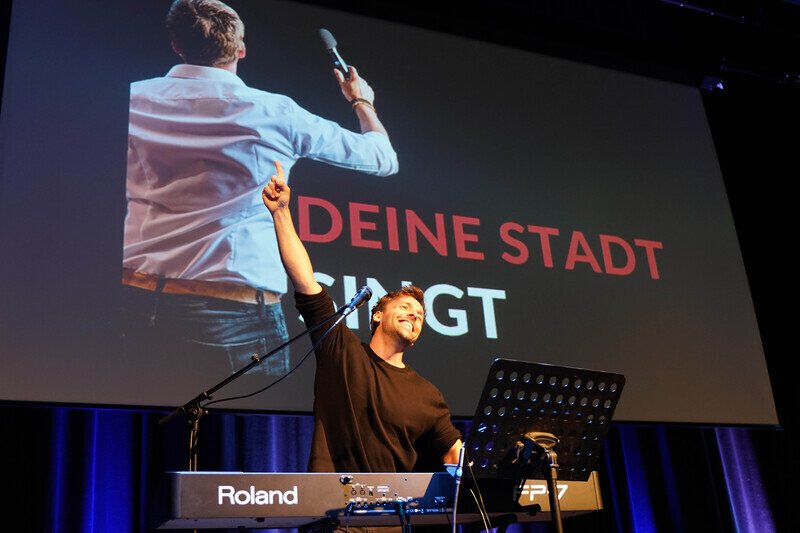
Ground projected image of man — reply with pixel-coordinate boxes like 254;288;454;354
120;0;397;376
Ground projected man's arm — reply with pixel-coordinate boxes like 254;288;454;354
334;66;388;138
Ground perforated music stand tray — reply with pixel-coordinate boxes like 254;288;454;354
465;358;625;482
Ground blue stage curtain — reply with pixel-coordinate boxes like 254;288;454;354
0;405;778;532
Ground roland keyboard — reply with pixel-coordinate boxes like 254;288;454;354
153;471;602;530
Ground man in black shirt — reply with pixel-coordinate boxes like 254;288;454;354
262;161;462;473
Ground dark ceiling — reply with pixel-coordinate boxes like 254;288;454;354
299;0;800;92
2;1;798;96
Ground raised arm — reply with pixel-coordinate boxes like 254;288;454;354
335;66;389;138
261;161;322;295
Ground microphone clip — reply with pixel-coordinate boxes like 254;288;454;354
341;285;373;317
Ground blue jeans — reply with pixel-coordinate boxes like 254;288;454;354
120;285;290;377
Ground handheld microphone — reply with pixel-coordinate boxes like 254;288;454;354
343;285;372;315
317;28;350;80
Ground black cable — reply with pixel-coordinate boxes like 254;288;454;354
464;451;492;531
469;488;491;533
204;308;347;407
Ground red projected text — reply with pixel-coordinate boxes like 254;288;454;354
296;196;663;280
499;223;663;279
297;196;484;260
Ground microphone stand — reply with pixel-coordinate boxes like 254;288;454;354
450;446;466;533
159;301;358;471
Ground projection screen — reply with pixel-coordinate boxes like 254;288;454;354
0;0;777;425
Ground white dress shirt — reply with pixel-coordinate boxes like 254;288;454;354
123;64;398;294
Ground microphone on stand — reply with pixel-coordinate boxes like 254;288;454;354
317;28;350;79
342;286;372;316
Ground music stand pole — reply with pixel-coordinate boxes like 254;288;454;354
525;432;563;533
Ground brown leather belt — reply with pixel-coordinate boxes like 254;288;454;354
121;268;280;305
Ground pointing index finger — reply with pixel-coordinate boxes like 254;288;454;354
274;160;284;179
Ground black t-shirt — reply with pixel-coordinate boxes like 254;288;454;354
296;288;461;473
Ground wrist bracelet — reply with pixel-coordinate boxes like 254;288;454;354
351;98;376;113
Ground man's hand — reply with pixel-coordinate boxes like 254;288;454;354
442;439;463;466
262;160;290;214
335;66;375;104
261;160;322;295
334;66;389;137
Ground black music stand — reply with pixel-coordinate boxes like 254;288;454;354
464;358;625;533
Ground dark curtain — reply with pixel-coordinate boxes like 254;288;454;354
1;403;795;533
